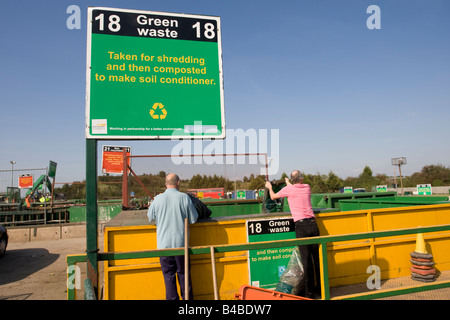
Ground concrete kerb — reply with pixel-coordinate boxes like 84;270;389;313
7;222;106;243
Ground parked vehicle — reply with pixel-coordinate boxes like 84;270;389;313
0;225;8;258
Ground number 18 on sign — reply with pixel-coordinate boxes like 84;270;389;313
86;7;225;140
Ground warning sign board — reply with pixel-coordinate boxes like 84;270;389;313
101;145;131;174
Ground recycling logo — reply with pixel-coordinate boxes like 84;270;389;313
149;103;167;120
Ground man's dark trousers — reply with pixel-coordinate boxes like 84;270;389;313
159;255;193;300
295;218;321;297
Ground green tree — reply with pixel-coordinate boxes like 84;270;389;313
326;171;343;192
374;174;389;186
310;173;327;193
420;164;450;185
189;174;202;188
302;173;312;186
249;175;266;190
343;176;358;189
357;166;377;191
158;171;166;178
403;164;450;187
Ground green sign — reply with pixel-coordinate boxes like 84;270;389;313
247;217;296;289
48;161;57;179
417;184;432;195
376;185;387;192
343;186;353;193
86;7;225;139
236;190;246;199
258;189;264;199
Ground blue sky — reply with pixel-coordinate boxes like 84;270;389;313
1;0;449;185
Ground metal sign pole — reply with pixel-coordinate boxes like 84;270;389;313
86;139;99;298
122;148;129;208
184;217;189;300
398;164;404;195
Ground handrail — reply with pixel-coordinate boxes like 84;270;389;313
67;223;450;300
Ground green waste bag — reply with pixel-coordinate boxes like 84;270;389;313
275;247;304;295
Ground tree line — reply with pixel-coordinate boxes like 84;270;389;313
54;164;450;200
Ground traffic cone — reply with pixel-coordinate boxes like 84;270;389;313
410;233;437;282
415;233;427;254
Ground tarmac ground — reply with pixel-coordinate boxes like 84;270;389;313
0;236;87;300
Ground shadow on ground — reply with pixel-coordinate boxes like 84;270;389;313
0;248;59;285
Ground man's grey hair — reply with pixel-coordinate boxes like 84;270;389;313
290;170;303;184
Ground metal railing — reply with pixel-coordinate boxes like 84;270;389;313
67;223;450;300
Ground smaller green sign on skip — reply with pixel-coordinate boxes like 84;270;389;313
343;186;353;193
236;190;246;199
417;184;432;195
86;7;225;140
247;217;297;289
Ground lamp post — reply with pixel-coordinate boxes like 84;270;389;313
232;163;237;194
267;158;274;181
10;161;16;187
391;157;406;195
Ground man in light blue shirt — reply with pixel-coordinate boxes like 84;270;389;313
148;173;198;300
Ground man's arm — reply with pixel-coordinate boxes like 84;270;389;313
265;181;283;200
147;198;158;222
147;203;155;222
186;197;199;224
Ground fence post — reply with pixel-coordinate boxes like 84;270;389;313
210;246;219;300
184;218;189;300
319;242;330;300
122;149;128;208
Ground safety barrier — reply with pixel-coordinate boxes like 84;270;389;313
66;223;450;300
0;207;70;226
339;196;449;212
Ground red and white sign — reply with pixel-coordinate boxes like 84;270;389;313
18;174;33;189
102;146;131;174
